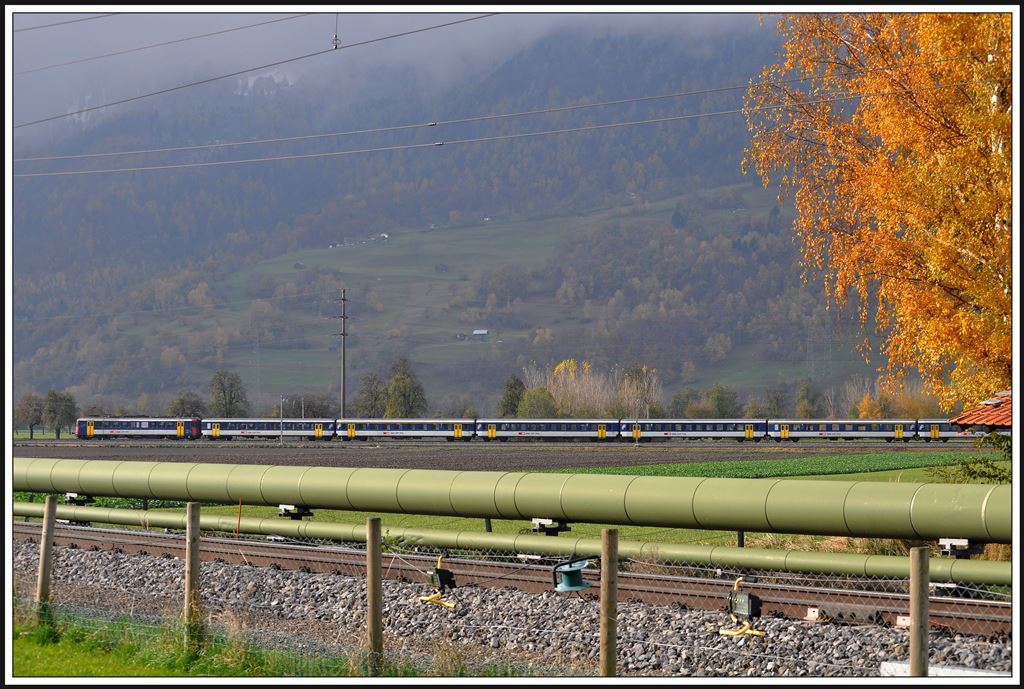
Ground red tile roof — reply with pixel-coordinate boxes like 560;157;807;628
950;390;1012;428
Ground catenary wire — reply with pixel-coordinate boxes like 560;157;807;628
14;13;120;32
15;50;997;163
12;13;500;129
12;78;1006;178
14;13;316;76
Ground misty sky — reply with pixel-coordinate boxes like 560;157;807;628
8;8;762;146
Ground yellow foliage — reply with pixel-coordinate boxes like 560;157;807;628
857;392;883;419
744;13;1012;410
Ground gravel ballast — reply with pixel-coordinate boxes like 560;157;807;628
12;540;1012;677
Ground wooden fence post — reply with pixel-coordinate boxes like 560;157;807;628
600;528;618;677
35;495;58;626
366;517;383;675
909;546;930;677
183;502;203;654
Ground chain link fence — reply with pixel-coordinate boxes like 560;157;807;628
11;522;1013;678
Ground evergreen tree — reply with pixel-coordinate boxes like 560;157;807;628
795;381;820;418
497;374;526;417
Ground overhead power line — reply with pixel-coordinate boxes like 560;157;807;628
15;13;316;76
14;13;120;32
14;85;758;163
14;50;995;163
13;13;500;130
12;78;1006;178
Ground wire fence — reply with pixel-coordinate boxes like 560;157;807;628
11;523;1014;678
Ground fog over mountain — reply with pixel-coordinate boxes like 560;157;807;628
11;8;875;414
12;11;760;146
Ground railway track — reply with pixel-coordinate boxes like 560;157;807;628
14;522;1010;637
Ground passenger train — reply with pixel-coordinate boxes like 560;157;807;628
74;416;997;442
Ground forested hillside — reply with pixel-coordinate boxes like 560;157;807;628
13;24;879;411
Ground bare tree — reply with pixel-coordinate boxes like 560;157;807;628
15;392;45;439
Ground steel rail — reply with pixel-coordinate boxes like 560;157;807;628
13;523;1010;637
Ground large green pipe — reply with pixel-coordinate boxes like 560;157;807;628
12;502;1011;585
13;458;1011;543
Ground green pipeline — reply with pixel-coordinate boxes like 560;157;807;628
12;502;1011;586
13;457;1011;543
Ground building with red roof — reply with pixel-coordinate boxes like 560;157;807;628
949;390;1012;434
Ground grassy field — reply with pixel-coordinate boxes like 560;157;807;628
115;180;874;409
12;430;62;440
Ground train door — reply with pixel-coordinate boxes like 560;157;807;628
86;420;95;438
780;424;789;440
598;424;606;440
930;424;940;440
744;424;754;440
315;423;324;439
454;423;463;439
347;423;356;439
895;424;904;440
632;423;642;440
488;424;497;439
212;422;220;439
176;421;185;438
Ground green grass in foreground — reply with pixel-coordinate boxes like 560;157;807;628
12;614;528;678
13;627;183;677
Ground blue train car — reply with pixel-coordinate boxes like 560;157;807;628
767;418;916;442
201;418;335;440
622;418;768;441
475;418;620;441
75;417;201;440
337;418;474;441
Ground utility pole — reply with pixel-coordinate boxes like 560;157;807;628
338;288;348;418
254;333;262;412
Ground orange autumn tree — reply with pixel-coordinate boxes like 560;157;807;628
743;13;1012;410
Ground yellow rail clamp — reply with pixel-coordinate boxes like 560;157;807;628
419;554;457;608
719;576;766;637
